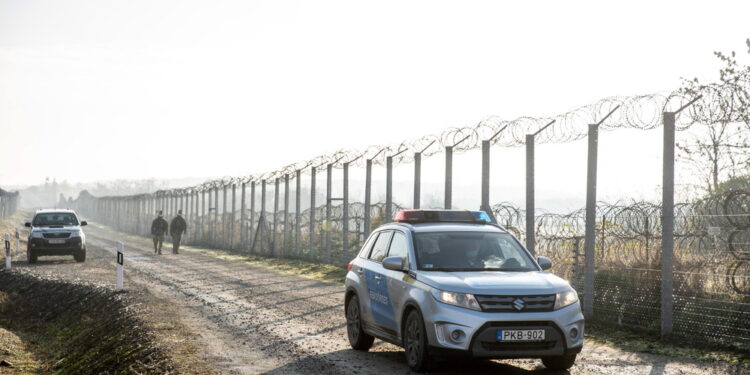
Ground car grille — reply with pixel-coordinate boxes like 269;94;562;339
43;233;71;239
475;294;555;312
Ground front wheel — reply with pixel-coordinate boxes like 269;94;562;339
404;310;431;372
542;354;577;370
74;250;86;263
346;295;374;351
28;250;38;264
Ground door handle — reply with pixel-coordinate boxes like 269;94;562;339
374;275;382;281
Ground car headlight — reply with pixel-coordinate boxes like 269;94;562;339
431;289;481;311
70;230;82;238
31;232;44;238
554;289;578;310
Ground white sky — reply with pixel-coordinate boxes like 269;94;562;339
1;0;749;208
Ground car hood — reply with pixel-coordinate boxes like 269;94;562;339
31;226;81;232
415;271;571;295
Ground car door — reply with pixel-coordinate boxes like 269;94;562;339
363;230;398;334
382;230;412;337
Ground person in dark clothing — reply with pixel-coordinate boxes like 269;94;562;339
151;211;169;254
170;210;187;254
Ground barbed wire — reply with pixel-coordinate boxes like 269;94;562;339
132;82;745;193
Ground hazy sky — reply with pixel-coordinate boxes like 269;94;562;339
1;0;749;205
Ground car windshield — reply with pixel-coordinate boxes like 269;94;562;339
32;213;79;227
414;231;537;272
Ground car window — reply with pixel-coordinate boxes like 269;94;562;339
358;232;380;258
368;231;393;262
32;213;79;226
414;231;537;271
387;232;408;259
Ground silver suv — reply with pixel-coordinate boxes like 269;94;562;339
344;210;583;371
25;209;88;263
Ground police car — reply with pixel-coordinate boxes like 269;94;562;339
344;210;583;371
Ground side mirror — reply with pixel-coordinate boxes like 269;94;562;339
80;221;88;226
382;256;406;272
537;256;552;270
25;222;31;228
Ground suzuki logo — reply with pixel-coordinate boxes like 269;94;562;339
512;298;525;311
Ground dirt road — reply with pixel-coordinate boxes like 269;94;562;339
8;222;747;375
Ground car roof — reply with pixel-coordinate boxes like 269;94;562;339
35;209;76;214
377;222;507;234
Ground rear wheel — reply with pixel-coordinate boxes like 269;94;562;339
404;309;431;372
74;250;86;263
542;354;577;370
346;295;374;350
28;250;38;264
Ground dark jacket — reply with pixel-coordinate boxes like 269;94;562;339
170;215;187;236
151;216;169;236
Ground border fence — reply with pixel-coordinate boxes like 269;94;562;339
0;188;20;219
70;83;749;351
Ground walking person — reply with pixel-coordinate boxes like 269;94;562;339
151;211;169;254
170;210;187;254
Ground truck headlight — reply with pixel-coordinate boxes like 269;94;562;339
431;289;481;311
31;232;43;238
554;289;578;310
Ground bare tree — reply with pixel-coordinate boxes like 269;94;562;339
678;39;750;194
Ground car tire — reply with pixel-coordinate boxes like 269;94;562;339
346;295;374;351
74;250;86;263
542;354;577;370
28;250;38;264
404;309;431;372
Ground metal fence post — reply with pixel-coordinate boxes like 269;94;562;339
222;185;228;249
343;162;350;263
273;178;280;255
364;159;372;236
283;174;289;257
213;187;219;248
414;152;421;209
261;179;267;254
661;111;676;338
326;163;333;262
250;181;256;253
445;146;453;209
295;169;301;256
386;156;393;222
240;182;246;249
526;134;535;254
584;123;598;319
310;166;317;259
481;140;490;214
231;184;236;249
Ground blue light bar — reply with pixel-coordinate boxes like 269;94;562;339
470;210;492;223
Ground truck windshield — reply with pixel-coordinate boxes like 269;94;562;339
32;213;79;227
414;232;537;272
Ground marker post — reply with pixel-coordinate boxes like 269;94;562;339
116;242;124;291
4;234;10;269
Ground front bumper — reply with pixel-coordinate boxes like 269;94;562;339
28;237;85;254
424;299;584;359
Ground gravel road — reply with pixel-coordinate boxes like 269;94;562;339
7;222;747;375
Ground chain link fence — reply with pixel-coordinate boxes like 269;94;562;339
0;187;20;219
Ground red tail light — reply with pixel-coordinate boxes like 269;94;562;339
347;262;353;271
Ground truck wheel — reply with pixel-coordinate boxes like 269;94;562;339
404;309;431;372
346;295;374;351
542;354;577;370
74;250;86;263
28;250;38;264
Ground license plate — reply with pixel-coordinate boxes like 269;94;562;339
497;329;545;342
48;239;66;244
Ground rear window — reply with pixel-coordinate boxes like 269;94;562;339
33;212;79;226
